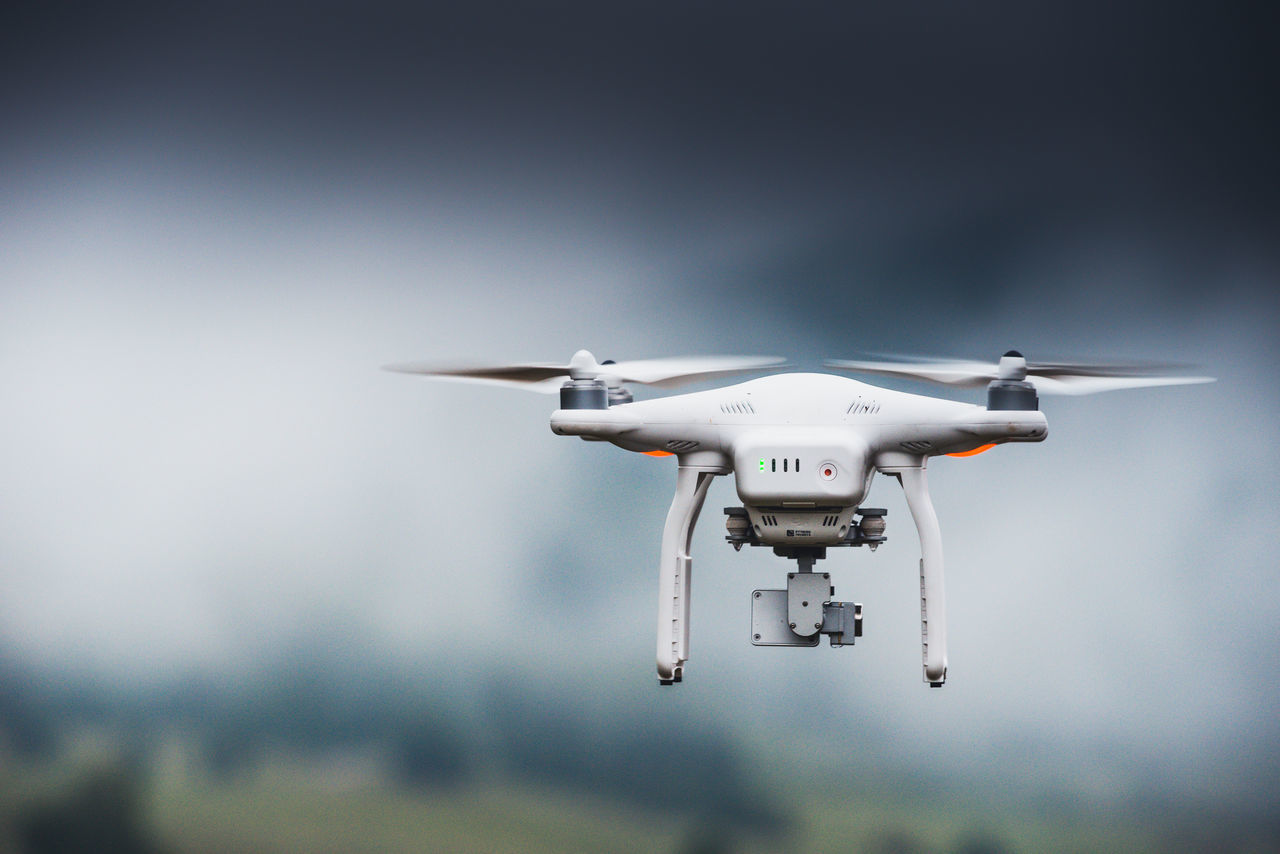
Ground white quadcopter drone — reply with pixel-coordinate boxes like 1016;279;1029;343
388;350;1210;687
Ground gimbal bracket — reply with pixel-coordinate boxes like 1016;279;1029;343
750;548;863;648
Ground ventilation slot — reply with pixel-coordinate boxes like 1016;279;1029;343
719;400;756;415
847;397;882;415
900;440;934;453
761;515;778;527
665;440;699;452
822;515;839;527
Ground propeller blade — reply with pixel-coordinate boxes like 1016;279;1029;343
826;354;1214;395
384;352;787;393
1027;374;1215;395
603;355;789;387
382;362;569;382
381;361;571;393
824;359;997;388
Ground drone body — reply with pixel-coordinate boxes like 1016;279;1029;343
551;372;1046;686
389;349;1208;687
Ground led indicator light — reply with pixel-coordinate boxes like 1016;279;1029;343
758;458;765;471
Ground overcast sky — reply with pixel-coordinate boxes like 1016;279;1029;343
2;0;1277;807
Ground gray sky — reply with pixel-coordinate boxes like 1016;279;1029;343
2;0;1277;808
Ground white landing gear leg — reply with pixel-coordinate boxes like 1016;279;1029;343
882;461;948;687
656;465;716;685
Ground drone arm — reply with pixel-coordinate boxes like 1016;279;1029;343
655;464;717;683
882;460;948;686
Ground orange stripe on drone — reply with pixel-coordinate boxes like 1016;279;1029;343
643;450;674;457
946;443;996;458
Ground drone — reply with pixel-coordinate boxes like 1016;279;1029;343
387;350;1210;687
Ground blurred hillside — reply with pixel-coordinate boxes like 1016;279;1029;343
2;645;1276;854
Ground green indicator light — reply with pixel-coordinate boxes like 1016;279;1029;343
758;458;765;471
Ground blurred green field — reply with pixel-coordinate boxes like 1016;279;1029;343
143;767;1200;854
2;658;1274;854
4;748;1229;854
154;775;687;854
148;774;1276;854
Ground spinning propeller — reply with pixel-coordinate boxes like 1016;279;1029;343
825;351;1213;395
384;350;787;394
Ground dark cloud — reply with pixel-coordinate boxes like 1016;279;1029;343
5;2;1277;210
8;1;1276;342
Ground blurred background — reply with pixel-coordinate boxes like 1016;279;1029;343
2;2;1277;851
